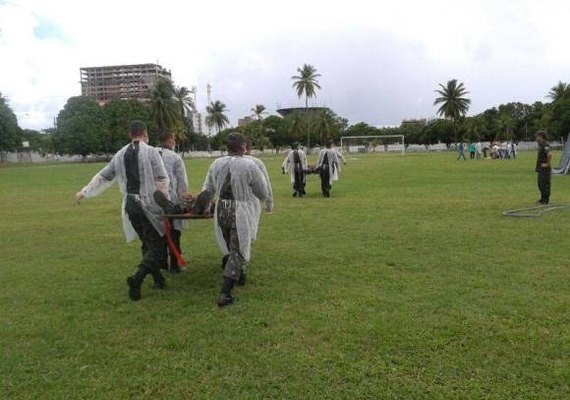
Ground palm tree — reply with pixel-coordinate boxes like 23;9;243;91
174;86;195;120
205;100;229;135
251;104;268;121
291;64;321;150
434;79;471;143
173;86;195;144
314;109;335;144
149;78;180;136
547;81;569;102
291;64;321;108
287;112;305;143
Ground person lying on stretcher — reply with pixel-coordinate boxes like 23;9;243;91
154;190;215;217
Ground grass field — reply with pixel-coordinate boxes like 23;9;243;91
1;151;569;399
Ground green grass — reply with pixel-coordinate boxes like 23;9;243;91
1;152;569;399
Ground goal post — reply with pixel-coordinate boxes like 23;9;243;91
340;135;405;155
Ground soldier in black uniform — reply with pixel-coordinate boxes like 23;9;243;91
535;130;552;205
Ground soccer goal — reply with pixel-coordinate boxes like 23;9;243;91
340;135;405;155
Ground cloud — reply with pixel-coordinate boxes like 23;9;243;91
2;0;570;130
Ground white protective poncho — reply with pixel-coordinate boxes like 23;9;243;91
202;155;269;261
316;148;342;186
79;141;170;242
244;155;273;241
157;146;189;231
281;148;308;183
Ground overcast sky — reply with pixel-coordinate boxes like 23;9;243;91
1;0;569;131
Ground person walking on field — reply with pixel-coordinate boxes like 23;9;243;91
76;121;170;301
316;140;345;198
282;142;307;197
202;133;272;307
535;130;552;205
157;130;189;273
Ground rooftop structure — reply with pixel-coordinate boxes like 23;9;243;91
276;106;328;117
80;63;171;104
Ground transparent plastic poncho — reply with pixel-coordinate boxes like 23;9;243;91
317;148;342;186
281;149;308;183
244;155;273;241
158;147;189;231
202;155;269;261
79;141;170;242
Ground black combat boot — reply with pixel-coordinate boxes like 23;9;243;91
150;270;166;289
127;269;147;301
217;277;235;307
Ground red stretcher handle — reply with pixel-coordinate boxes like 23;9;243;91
164;218;186;267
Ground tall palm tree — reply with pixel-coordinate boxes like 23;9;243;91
251;104;268;121
173;86;195;143
291;64;321;149
149;78;180;136
174;86;195;120
291;64;321;108
434;79;471;143
547;81;569;102
205;100;229;135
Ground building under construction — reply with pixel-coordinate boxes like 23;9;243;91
80;63;171;104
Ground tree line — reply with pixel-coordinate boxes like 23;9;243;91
2;67;570;157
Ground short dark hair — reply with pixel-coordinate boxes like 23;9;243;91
535;130;548;140
158;130;175;144
226;133;246;153
130;120;147;137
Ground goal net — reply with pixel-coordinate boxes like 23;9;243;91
340;135;405;155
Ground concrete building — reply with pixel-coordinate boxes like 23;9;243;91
238;116;255;126
80;63;171;104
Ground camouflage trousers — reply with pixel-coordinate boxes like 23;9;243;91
217;199;246;281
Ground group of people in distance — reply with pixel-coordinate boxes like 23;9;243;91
76;121;272;307
456;141;518;160
281;140;346;198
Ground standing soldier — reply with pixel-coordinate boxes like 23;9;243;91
535;130;552;204
76;121;170;301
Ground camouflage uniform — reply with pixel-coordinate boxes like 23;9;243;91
217;173;247;281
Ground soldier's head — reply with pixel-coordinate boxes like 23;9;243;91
159;130;176;150
535;130;548;144
292;142;300;150
130;120;149;143
226;133;246;155
326;139;333;149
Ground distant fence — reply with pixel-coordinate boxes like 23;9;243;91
0;140;563;164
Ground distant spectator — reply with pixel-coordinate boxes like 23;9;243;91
457;142;466;161
468;142;476;159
